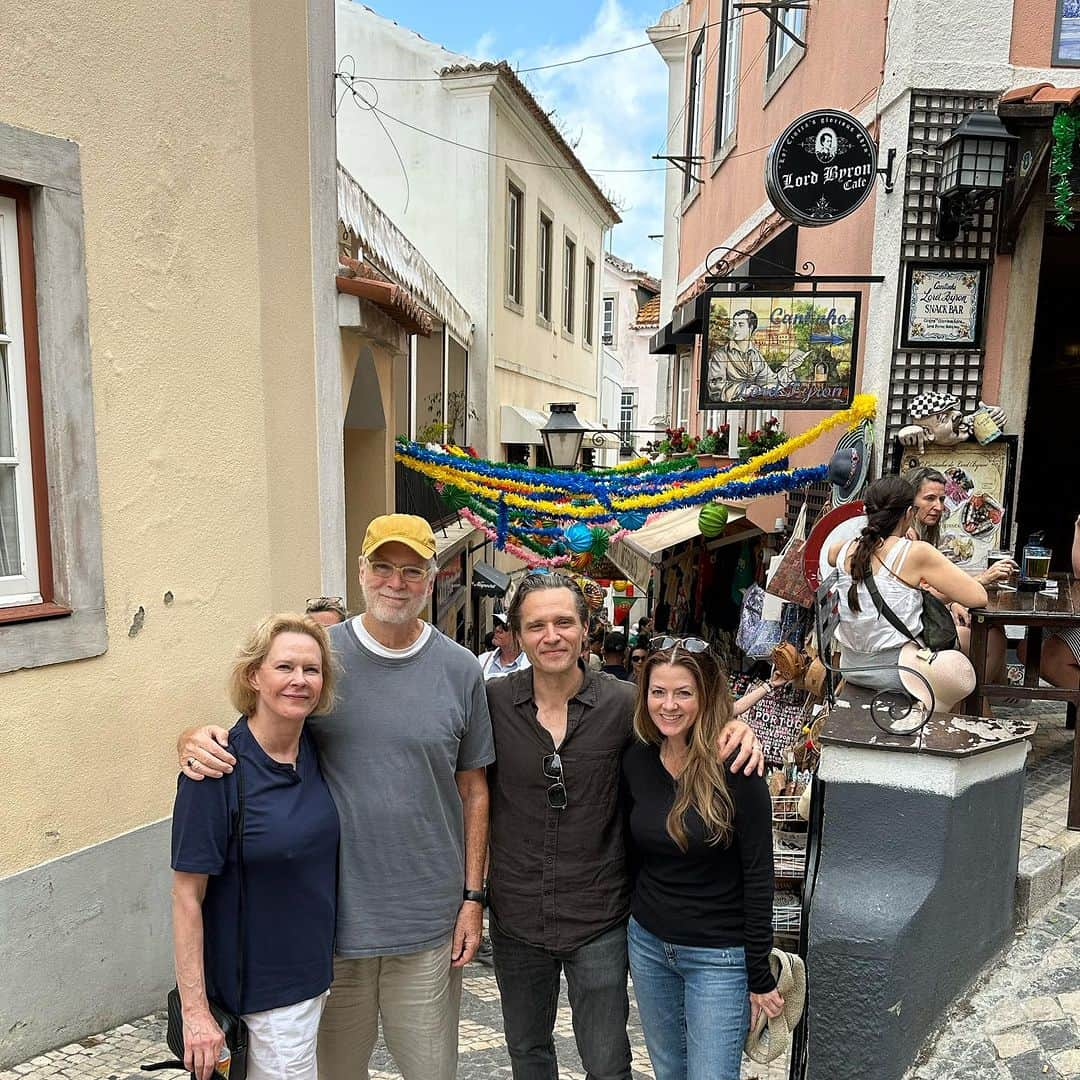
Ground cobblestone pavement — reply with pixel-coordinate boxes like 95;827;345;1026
1016;703;1073;856
0;962;789;1080
906;871;1080;1080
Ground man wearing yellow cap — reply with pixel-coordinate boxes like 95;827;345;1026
178;514;494;1080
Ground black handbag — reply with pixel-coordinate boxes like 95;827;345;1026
864;572;960;653
144;762;248;1080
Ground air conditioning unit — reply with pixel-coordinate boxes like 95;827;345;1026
602;333;613;345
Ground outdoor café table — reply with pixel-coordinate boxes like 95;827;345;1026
959;572;1080;829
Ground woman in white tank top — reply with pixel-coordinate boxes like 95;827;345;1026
827;476;989;693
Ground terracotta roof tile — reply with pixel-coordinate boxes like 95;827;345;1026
1001;83;1080;107
337;255;433;336
440;61;621;224
632;294;661;328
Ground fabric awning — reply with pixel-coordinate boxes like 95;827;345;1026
609;504;758;588
500;405;550;445
649;320;697;355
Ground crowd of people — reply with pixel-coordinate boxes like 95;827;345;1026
164;482;1080;1080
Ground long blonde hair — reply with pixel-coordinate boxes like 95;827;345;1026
633;647;735;851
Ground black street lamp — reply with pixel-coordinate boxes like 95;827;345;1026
541;402;586;469
935;110;1018;241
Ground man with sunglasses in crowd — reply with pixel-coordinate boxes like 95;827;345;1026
177;514;493;1080
485;572;762;1079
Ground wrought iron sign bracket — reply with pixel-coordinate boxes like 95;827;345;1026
652;154;705;185
877;147;898;194
701;247;884;294
732;2;809;50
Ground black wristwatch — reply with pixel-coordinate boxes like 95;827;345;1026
463;887;487;907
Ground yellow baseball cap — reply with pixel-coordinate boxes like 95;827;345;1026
361;514;437;560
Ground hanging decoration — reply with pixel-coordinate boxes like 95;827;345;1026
698;502;731;538
1051;109;1079;231
395;395;879;563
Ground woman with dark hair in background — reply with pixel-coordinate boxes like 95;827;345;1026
827;476;987;697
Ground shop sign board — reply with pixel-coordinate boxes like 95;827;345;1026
699;292;860;410
435;550;467;622
764;109;878;227
900;263;986;349
608;537;653;593
890;436;1018;569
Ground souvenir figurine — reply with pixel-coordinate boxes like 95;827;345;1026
896;391;1007;451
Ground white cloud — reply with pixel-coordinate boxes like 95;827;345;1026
504;0;671;275
470;30;498;60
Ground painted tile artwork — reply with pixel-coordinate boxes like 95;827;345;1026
1056;0;1080;62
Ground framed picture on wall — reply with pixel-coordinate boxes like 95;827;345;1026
889;435;1019;570
697;291;860;411
1054;1;1080;66
899;262;987;349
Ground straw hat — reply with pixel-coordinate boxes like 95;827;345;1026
744;949;808;1064
897;643;976;713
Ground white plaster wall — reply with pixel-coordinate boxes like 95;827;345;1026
335;0;492;446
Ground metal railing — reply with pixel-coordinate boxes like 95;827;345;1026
395;460;459;530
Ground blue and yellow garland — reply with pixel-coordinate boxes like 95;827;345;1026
394;394;877;565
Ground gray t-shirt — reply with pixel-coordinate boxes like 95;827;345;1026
307;621;495;957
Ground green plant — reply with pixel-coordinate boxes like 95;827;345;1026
695;424;730;454
738;417;787;458
425;390;479;445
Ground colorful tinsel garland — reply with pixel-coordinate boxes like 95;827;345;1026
1051;109;1079;231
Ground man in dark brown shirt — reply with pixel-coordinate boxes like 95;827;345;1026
485;573;762;1079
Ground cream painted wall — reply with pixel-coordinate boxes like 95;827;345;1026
1;1;332;876
490;102;607;436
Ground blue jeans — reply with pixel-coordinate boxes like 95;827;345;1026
489;915;632;1080
627;916;750;1080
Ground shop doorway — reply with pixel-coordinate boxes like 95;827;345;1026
1015;228;1080;567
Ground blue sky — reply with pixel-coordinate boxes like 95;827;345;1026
375;0;670;275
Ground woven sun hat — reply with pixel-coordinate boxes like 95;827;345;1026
828;420;872;504
909;390;960;420
897;642;977;713
744;949;808;1064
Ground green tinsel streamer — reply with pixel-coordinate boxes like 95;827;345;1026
1051;110;1079;231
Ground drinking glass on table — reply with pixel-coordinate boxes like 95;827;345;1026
1022;545;1052;583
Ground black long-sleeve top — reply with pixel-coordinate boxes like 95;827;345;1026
622;741;777;993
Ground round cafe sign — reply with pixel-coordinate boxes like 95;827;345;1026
764;109;878;227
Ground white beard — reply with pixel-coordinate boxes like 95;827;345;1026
361;581;428;626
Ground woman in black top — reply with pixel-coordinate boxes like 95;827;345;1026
622;641;783;1079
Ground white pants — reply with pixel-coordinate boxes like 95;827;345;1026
242;991;329;1080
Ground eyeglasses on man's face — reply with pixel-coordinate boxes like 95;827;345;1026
366;559;429;584
543;751;568;810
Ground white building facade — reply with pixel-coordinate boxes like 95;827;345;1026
335;1;621;464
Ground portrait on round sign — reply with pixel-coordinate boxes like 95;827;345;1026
814;127;838;163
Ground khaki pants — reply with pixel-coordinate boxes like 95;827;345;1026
317;938;462;1080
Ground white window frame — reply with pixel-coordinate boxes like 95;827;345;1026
583;255;596;348
683;30;705;196
768;4;806;74
0;195;40;605
537;210;553;324
562;234;576;337
602;295;617;345
619;388;637;452
506;180;524;308
715;1;742;152
675;353;692;429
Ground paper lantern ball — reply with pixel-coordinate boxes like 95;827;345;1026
588;528;610;559
571;551;593;571
698;502;730;538
440;485;470;511
617;512;648;532
565;522;594;552
548;541;567;556
611;580;628;593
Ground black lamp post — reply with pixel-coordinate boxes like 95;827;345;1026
541;402;586;469
935;110;1018;241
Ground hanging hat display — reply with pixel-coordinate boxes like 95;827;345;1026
908;391;960;420
578;576;605;611
699;502;730;538
828;421;873;505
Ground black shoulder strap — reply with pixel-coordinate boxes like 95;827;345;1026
234;756;246;1013
863;571;921;647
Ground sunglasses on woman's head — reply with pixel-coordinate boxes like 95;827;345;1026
649;635;710;654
